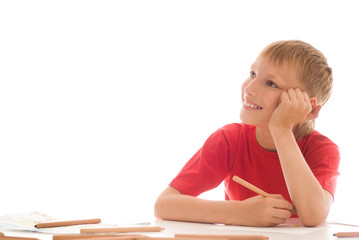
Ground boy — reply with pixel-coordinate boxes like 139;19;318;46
154;40;340;227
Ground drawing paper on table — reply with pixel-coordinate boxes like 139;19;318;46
0;212;110;234
0;212;57;230
210;221;326;235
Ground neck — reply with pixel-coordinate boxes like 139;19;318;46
255;127;276;152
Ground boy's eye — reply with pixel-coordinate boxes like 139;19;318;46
250;71;256;78
266;81;278;88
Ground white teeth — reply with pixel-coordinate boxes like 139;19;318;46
244;102;262;109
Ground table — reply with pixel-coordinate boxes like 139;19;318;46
1;219;359;240
154;220;342;240
151;219;359;240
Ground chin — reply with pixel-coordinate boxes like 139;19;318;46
239;110;251;124
239;111;260;127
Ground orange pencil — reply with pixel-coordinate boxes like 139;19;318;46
61;237;138;240
0;236;40;240
175;234;268;240
80;226;165;234
232;176;271;198
333;232;359;237
35;218;101;228
138;237;227;240
53;234;142;240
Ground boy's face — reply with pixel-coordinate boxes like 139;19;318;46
240;54;305;129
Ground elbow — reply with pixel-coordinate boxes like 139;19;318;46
299;206;329;227
154;193;172;220
154;186;182;221
154;196;164;220
301;218;325;227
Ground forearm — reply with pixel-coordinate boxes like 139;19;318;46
271;128;329;226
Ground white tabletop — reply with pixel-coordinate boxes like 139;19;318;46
1;218;359;240
150;219;359;240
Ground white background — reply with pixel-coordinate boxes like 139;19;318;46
0;0;358;224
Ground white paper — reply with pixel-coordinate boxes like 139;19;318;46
210;218;326;235
0;211;113;234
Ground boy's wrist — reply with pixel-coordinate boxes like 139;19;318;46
269;124;293;137
269;125;295;146
223;200;246;226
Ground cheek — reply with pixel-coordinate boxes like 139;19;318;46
266;93;282;111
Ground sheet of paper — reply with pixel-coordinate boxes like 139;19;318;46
0;212;113;234
210;218;326;235
0;212;57;231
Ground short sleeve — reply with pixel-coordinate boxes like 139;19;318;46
302;133;340;200
169;127;232;197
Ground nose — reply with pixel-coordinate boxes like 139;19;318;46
243;78;258;97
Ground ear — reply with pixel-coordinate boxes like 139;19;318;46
305;98;322;122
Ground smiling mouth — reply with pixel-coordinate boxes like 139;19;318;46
243;101;263;109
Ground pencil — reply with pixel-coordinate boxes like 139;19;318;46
333;232;359;237
62;237;138;240
137;237;228;240
53;234;143;240
175;234;268;240
0;233;4;237
35;218;101;228
0;236;40;240
232;176;271;198
80;226;165;234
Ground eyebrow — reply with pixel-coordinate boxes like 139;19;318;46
250;64;284;84
266;74;287;89
266;74;281;80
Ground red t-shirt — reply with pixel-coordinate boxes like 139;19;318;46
170;123;340;204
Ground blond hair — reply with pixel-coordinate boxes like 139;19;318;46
260;40;333;139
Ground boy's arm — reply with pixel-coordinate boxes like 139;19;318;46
154;185;293;227
269;88;331;226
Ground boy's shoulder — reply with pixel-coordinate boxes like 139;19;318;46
221;122;254;131
299;130;339;154
217;123;255;139
302;130;337;145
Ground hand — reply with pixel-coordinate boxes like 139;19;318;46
269;88;316;132
231;194;294;227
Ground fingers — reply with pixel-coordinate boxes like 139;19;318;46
286;88;310;105
267;193;285;200
242;195;294;227
267;194;293;208
279;88;310;109
290;88;311;104
268;198;294;225
260;197;293;226
265;195;294;218
268;195;294;211
282;88;313;121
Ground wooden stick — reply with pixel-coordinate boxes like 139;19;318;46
137;237;227;240
53;234;142;240
80;227;165;234
175;234;268;240
232;176;271;198
65;237;138;240
333;232;359;237
0;237;40;240
35;218;101;228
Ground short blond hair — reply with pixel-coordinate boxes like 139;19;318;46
260;40;333;139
